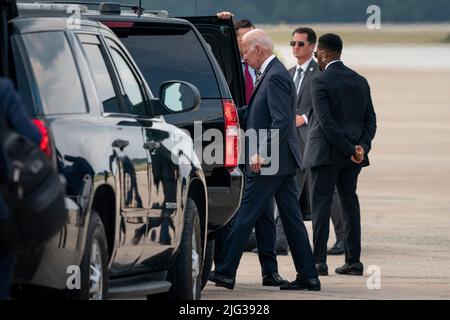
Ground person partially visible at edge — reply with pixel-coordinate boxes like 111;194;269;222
217;12;257;104
0;77;41;300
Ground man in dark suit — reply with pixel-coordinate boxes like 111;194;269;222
209;29;320;291
304;34;377;275
289;28;346;274
0;77;41;299
212;14;286;287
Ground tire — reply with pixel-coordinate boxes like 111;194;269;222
201;239;214;290
164;197;203;300
66;210;109;300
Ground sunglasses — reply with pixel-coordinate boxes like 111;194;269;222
290;40;306;47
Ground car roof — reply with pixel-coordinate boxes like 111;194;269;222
85;11;193;27
16;2;193;27
12;16;108;34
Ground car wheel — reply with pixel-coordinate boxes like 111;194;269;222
165;197;203;300
201;239;214;289
66;210;109;300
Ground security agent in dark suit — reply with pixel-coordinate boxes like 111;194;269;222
0;77;41;299
304;34;377;275
209;29;320;291
289;27;346;268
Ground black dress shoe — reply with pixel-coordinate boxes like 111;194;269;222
208;271;235;289
315;263;329;276
280;277;321;291
327;241;345;255
262;272;289;286
335;262;364;276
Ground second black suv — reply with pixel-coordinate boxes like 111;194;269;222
85;3;248;287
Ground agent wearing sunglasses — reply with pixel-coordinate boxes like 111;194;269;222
289;29;347;275
289;27;317;132
288;28;318;220
304;34;377;276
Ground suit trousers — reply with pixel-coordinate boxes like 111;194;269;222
330;190;345;242
309;164;362;264
215;173;317;280
297;169;345;242
296;168;311;219
214;197;278;275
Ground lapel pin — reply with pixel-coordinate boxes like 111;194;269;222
310;67;314;71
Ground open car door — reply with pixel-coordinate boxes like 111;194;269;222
181;15;246;108
0;0;17;77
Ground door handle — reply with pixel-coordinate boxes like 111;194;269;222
112;139;129;150
144;141;160;152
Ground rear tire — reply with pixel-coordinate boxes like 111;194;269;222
66;210;109;300
163;197;203;300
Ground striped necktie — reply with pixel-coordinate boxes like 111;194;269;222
255;70;262;85
294;66;304;93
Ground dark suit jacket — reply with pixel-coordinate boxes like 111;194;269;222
239;57;302;176
0;77;41;219
0;78;41;145
289;59;320;153
303;61;377;169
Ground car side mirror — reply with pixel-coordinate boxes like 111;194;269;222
158;81;201;115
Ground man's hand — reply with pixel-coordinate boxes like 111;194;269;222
351;145;365;164
296;115;306;127
250;154;265;173
217;11;234;20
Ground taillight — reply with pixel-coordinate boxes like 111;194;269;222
32;119;52;159
223;99;240;168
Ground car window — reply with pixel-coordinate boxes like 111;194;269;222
106;39;147;116
21;31;87;114
11;37;36;116
120;27;220;99
79;35;120;113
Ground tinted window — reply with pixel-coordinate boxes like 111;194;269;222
106;39;146;116
11;39;35;115
120;27;220;99
22;32;87;114
81;40;120;113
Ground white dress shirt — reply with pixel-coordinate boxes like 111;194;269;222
259;54;276;75
294;57;313;95
294;58;314;125
325;59;341;70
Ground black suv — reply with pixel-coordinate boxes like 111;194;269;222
2;1;208;299
82;2;248;286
